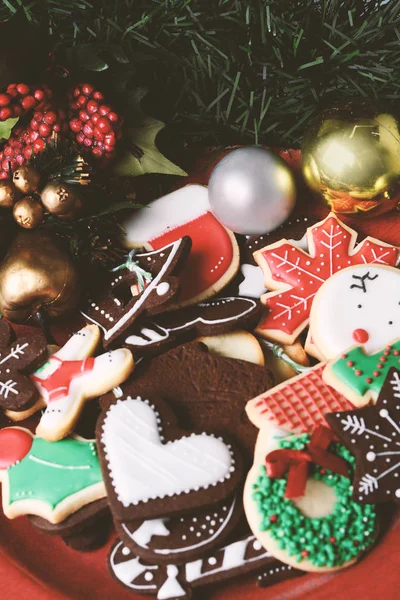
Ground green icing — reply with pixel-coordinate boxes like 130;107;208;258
7;437;103;510
252;434;377;568
331;342;400;399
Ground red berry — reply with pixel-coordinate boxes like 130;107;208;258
83;137;93;147
93;126;104;140
34;89;46;102
96;140;104;149
77;95;87;108
1;160;10;171
79;110;90;122
53;124;61;133
0;94;10;107
33;138;45;153
69;118;82;132
44;111;57;125
70;102;79;111
23;146;33;160
73;86;81;97
108;111;118;123
3;146;14;157
12;106;22;117
21;96;37;111
7;87;18;98
30;130;39;142
92;147;103;157
82;83;95;96
76;132;85;144
30;119;39;131
87;99;98;114
0;171;8;179
16;83;30;95
15;154;24;165
83;123;94;137
39;123;51;137
104;143;113;153
93;91;104;101
0;107;12;120
98;104;111;116
33;111;43;121
91;113;100;124
97;117;112;133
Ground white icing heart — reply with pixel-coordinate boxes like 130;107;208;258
101;397;234;507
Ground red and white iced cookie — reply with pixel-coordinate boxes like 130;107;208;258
123;185;240;306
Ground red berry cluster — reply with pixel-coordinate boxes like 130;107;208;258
68;83;122;160
0;105;67;179
0;83;52;121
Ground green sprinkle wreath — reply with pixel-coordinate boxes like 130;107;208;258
252;435;377;568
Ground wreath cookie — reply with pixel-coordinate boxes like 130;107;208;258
244;425;377;572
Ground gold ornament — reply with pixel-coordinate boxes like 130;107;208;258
12;165;41;195
0;230;81;323
41;180;81;216
13;196;44;229
0;181;18;209
56;197;83;221
302;99;400;216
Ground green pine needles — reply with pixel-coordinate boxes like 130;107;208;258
2;1;400;146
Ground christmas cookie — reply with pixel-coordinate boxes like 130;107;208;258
123;185;240;306
244;424;378;572
124;296;260;355
81;237;192;349
114;341;273;456
97;395;243;522
326;367;400;504
246;363;352;435
197;330;264;365
254;212;399;345
0;427;106;524
108;531;298;598
0;319;47;411
116;494;241;564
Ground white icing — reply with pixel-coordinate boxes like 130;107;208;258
124;496;237;555
111;550;157;589
124;185;210;245
157;565;186;600
82;240;182;341
54;326;97;361
101;397;234;507
156;282;170;296
238;264;267;298
310;264;400;359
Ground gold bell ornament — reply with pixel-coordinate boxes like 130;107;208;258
302;99;400;216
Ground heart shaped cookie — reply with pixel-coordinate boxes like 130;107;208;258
97;395;243;522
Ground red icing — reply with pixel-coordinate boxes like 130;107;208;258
31;356;95;403
256;214;399;339
149;211;235;302
352;328;370;344
0;428;32;469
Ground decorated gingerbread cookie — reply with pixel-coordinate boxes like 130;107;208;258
114;342;273;456
244;423;378;572
123;185;240;306
0;427;106;524
0;320;47;411
116;494;241;564
108;530;300;598
81;237;192;348
253;212;399;345
97;395;243;522
310;264;400;360
124;296;260;355
326;368;400;504
246;363;352;435
6;324;134;442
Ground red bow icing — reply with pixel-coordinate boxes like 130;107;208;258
265;425;349;499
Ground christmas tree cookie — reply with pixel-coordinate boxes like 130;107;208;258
0;427;105;524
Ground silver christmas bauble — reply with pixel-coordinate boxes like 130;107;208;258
208;147;296;235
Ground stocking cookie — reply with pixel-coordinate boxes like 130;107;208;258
81;237;192;348
124;296;260;355
326;368;400;504
0;427;105;524
123;185;240;306
244;424;378;572
0;320;47;411
310;264;400;360
254;212;399;345
117;494;241;564
108;531;298;598
97;395;243;522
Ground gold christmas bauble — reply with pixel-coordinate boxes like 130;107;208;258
12;165;41;195
0;180;17;209
0;230;81;323
13;196;44;229
41;181;80;216
302;99;400;216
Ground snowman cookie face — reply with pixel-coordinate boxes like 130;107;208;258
309;264;400;359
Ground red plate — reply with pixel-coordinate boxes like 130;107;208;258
2;146;400;599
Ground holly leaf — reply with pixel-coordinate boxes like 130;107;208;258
65;44;129;72
0;117;19;141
